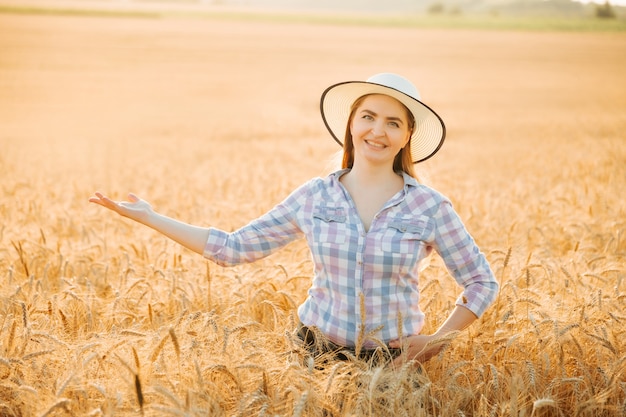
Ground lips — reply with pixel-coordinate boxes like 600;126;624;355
365;140;387;149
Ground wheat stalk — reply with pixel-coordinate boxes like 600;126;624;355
121;330;147;337
150;333;169;362
11;240;29;277
19;301;28;329
324;362;342;393
368;366;384;415
526;360;537;390
56;372;75;397
205;364;242;392
292;390;309;417
584;332;617;356
134;373;144;414
355;292;366;357
40;399;70;417
58;309;71;335
558;323;579;338
489;363;499;391
5;319;16;356
22;349;55;361
154;385;183;408
168;327;181;360
532;398;557;414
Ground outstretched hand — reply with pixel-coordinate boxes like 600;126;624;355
89;192;154;224
90;192;209;254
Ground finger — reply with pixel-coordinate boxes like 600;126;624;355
391;355;404;368
127;193;139;203
95;196;121;211
90;192;111;204
99;195;116;205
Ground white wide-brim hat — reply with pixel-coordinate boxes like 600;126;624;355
320;73;446;163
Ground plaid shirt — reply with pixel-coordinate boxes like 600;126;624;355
204;169;498;347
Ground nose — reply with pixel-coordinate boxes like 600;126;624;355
371;121;385;137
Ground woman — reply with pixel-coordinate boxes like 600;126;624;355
90;73;498;367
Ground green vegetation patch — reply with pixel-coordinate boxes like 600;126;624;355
0;5;161;19
1;4;626;32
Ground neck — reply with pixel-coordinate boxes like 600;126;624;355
347;159;401;186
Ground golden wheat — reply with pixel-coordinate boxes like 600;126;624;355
0;7;625;416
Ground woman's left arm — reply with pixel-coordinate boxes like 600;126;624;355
433;200;499;319
391;199;499;366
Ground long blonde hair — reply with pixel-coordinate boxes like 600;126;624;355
341;94;417;178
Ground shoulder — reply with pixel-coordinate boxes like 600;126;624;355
413;182;449;201
288;171;341;201
401;171;447;201
301;170;345;193
405;180;452;211
296;175;330;194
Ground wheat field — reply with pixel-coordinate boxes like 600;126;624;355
0;6;625;416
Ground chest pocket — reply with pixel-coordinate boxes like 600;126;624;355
312;205;348;245
380;215;432;253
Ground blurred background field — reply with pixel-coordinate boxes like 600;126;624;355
0;2;625;416
2;0;626;30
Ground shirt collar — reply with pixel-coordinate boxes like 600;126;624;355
331;169;419;189
400;171;419;188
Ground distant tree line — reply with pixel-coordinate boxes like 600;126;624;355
425;0;619;19
595;1;616;18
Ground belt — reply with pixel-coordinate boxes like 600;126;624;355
296;323;401;364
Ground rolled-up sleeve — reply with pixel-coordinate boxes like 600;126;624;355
203;183;310;266
431;200;499;317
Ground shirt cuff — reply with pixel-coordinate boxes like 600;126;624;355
203;228;229;263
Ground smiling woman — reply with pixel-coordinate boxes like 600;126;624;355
1;10;625;416
90;72;498;367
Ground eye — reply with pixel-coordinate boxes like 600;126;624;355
362;114;374;121
388;121;400;128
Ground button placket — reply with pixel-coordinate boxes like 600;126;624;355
353;221;367;335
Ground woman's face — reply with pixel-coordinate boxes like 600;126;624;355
349;94;412;168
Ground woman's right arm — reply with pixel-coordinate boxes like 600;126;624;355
89;192;210;255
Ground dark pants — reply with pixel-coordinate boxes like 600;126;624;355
296;323;402;365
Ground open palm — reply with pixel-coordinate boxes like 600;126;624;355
89;192;153;223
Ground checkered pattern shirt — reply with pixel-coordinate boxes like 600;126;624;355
204;169;498;347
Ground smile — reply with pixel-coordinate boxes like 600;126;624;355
365;140;387;149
